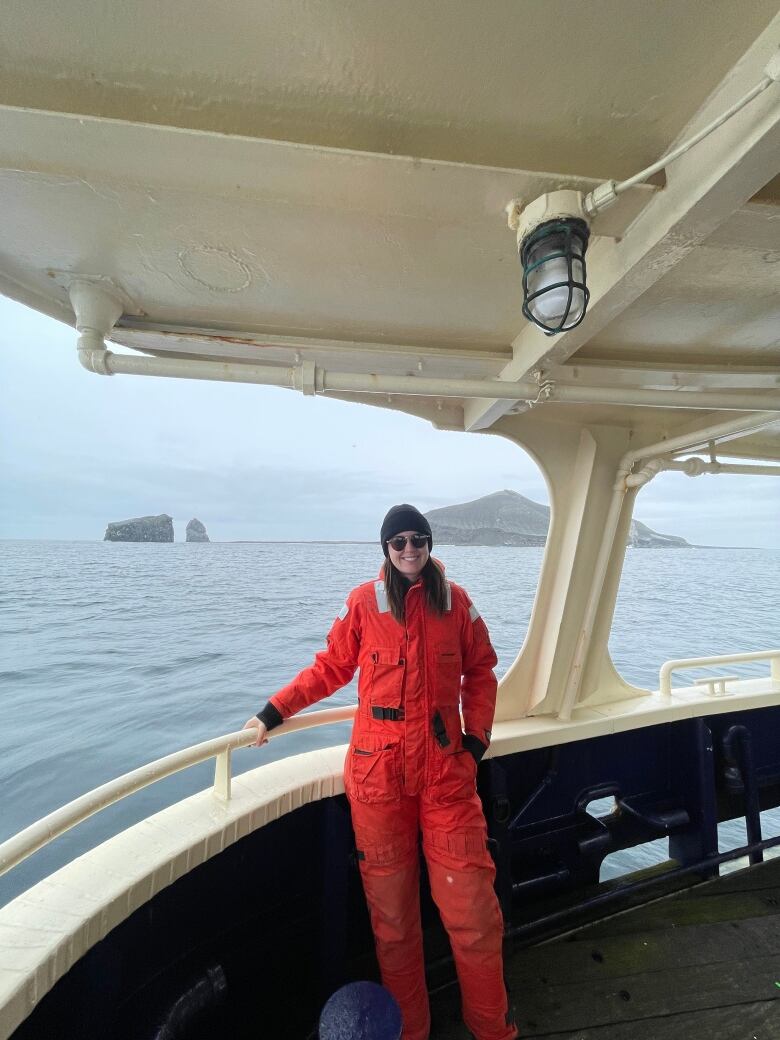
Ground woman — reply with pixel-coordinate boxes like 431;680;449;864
244;504;517;1040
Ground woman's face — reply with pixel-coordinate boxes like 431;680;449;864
386;530;430;584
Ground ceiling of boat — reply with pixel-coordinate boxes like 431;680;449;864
1;0;776;179
1;1;778;455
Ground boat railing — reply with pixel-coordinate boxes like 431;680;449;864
0;703;357;881
660;649;780;697
5;654;780;880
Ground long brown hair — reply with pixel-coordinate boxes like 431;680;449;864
382;555;448;623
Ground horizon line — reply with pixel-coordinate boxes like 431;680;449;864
0;538;771;550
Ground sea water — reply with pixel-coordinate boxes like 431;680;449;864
1;540;778;904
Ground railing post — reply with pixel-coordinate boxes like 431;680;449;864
214;750;232;802
772;656;780;683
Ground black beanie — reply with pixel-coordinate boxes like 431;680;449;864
380;504;433;556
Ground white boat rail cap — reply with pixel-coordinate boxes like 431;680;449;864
0;705;357;881
660;650;780;697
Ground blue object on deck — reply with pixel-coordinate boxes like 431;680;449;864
319;981;402;1040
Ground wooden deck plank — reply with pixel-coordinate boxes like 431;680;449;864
689;855;780;896
430;859;780;1039
526;1000;780;1039
571;884;780;937
506;915;780;985
509;952;780;1033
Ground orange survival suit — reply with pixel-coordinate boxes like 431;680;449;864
259;569;517;1040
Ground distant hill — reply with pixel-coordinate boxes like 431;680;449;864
426;491;548;546
425;490;690;548
628;518;689;548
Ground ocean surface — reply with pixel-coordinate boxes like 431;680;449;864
1;540;779;906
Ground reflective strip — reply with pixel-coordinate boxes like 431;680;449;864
469;603;480;622
374;580;390;613
444;581;451;612
337;601;349;621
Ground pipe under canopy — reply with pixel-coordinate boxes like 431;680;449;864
77;345;780;413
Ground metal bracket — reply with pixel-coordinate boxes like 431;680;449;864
294;360;318;396
527;369;555;408
51;271;143;316
699;675;739;697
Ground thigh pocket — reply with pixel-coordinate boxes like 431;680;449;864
346;737;402;803
432;747;477;804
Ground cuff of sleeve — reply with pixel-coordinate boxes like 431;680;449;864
256;701;284;731
462;732;488;763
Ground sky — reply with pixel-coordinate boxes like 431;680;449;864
0;295;778;547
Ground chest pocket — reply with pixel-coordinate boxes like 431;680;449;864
433;646;462;707
364;646;405;708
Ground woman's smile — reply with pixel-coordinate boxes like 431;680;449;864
387;530;430;582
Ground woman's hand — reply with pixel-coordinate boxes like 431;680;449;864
243;716;269;747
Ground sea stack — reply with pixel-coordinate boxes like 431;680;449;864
104;514;174;542
186;518;210;543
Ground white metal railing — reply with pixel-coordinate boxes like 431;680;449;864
5;651;780;878
0;704;357;880
660;650;780;697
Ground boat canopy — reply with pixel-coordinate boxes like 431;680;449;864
0;1;778;458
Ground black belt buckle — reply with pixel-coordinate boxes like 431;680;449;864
371;706;405;721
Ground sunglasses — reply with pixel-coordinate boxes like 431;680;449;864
387;534;430;551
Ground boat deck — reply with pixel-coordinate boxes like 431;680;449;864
429;856;780;1039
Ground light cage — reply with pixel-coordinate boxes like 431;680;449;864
520;217;591;335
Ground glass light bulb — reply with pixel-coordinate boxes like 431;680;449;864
520;218;590;333
527;253;585;325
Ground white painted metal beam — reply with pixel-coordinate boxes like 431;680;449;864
464;18;780;432
551;359;780;391
555;408;780;720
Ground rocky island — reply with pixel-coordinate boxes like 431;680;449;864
186;518;210;542
425;490;689;548
104;514;174;542
426;490;548;546
628;518;688;548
